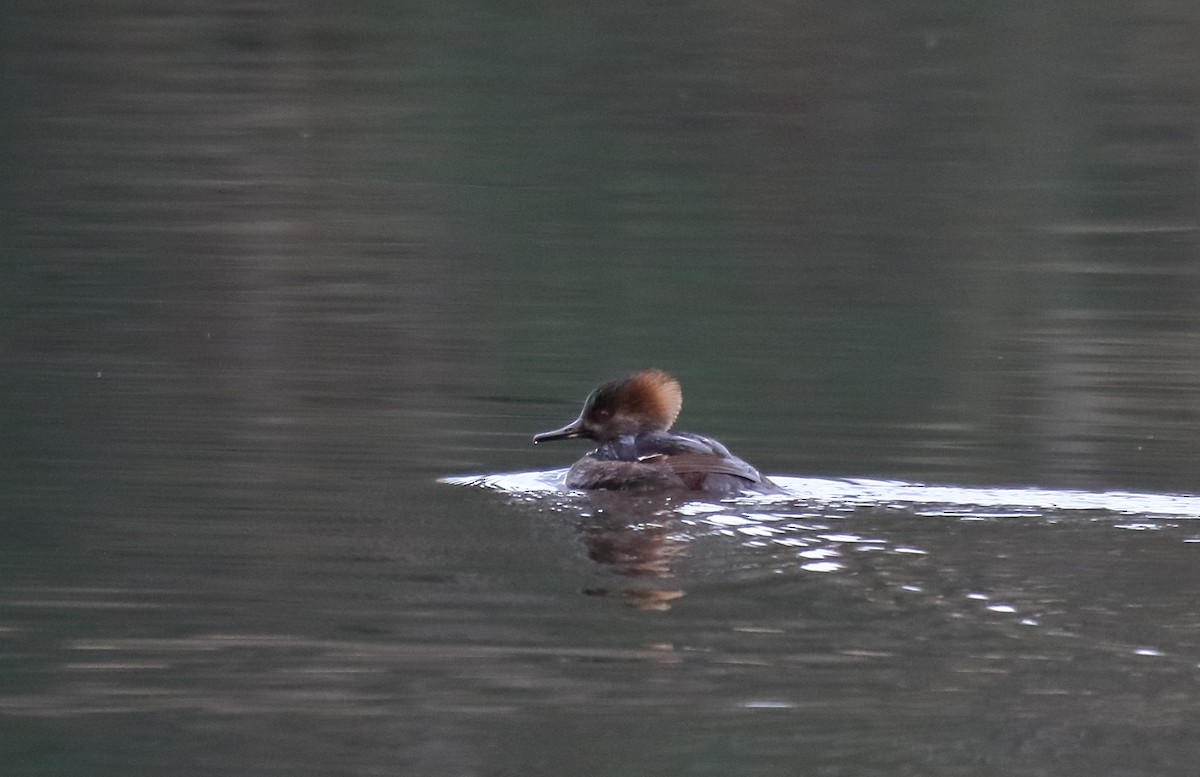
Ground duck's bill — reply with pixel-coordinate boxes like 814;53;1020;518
533;418;587;443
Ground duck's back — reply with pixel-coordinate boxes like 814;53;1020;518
580;431;780;495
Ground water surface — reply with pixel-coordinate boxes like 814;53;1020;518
4;1;1200;775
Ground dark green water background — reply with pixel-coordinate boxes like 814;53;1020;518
4;3;1200;775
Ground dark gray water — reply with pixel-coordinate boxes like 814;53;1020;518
5;2;1200;775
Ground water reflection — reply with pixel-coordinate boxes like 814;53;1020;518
573;494;690;611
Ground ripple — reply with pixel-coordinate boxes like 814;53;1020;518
440;471;1200;520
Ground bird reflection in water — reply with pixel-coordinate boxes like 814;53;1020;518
574;493;692;611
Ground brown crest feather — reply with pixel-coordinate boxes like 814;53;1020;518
626;369;682;430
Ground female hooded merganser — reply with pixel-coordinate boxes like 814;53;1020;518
533;370;781;495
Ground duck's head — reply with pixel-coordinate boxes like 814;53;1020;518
533;369;683;444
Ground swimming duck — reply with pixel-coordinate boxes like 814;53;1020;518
533;369;780;495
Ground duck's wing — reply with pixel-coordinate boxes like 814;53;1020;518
659;452;782;495
657;451;764;483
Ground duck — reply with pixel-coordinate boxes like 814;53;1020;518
533;369;781;495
